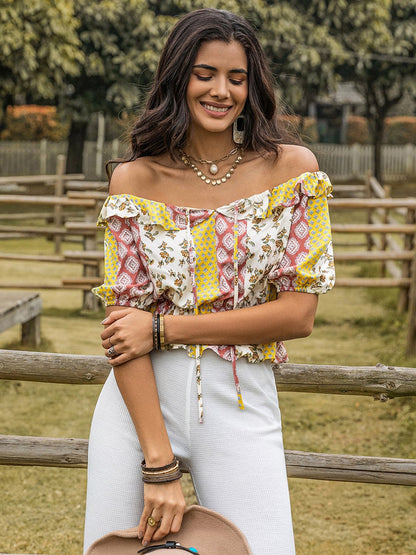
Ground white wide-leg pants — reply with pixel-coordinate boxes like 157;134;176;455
84;349;296;554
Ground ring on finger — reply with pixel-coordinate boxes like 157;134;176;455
107;345;117;357
147;515;158;528
108;337;114;348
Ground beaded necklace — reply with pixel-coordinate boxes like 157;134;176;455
180;148;243;186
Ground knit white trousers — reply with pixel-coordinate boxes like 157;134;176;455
84;349;296;554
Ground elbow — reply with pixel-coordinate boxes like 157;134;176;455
290;311;316;339
298;306;317;337
298;318;315;338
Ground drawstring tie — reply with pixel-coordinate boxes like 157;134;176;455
232;204;244;411
187;205;244;423
186;209;204;423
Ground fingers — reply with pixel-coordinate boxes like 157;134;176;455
167;511;184;535
138;506;164;545
103;341;140;366
100;309;131;326
105;352;133;366
139;508;179;546
137;483;186;547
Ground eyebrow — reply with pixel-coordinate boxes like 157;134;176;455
193;64;248;75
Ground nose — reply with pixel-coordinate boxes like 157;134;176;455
209;76;230;99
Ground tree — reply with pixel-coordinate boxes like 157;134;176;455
247;1;344;143
64;0;174;172
350;0;416;182
0;0;82;131
314;0;416;182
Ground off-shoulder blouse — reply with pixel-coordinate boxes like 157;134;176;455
93;171;335;421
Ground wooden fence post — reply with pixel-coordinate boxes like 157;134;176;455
351;143;360;179
400;208;416;313
380;185;391;277
40;139;48;175
406;248;416;356
365;172;374;251
54;155;66;254
82;204;100;311
405;143;414;177
95;112;105;178
111;138;119;160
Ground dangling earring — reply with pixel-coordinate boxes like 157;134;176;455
233;115;245;145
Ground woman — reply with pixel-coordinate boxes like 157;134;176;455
84;8;335;555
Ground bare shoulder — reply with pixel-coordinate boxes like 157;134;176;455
276;144;319;175
108;158;157;197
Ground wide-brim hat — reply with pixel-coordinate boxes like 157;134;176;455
85;505;251;554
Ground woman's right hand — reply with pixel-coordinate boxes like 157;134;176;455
138;480;186;547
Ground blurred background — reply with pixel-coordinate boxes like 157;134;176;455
0;0;415;184
1;2;416;554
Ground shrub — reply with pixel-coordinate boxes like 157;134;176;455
1;105;69;141
346;115;416;145
384;117;416;145
346;116;371;144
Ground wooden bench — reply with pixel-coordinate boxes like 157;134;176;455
0;292;42;347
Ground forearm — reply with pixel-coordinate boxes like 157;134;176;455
165;291;318;346
113;354;173;466
101;292;319;366
106;306;172;466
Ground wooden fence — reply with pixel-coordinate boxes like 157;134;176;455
327;175;416;355
1;140;415;181
0;349;415;487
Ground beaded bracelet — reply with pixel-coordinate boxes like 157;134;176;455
152;313;159;350
159;314;165;350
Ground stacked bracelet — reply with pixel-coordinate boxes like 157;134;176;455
152;313;166;351
141;457;183;484
159;314;165;350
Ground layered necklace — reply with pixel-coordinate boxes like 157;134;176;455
180;146;243;186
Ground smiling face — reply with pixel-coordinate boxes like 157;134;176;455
186;40;248;138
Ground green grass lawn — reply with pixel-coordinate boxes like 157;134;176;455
1;221;416;554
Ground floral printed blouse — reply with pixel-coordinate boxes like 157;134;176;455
93;171;335;421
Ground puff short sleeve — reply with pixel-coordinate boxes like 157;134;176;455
92;211;154;308
267;172;335;294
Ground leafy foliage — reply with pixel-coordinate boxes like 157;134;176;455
0;0;82;103
64;0;173;120
1;0;415;175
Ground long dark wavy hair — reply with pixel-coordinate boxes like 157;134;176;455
109;8;298;175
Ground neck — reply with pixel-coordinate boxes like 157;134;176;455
184;128;236;160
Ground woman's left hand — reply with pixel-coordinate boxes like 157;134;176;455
101;308;153;366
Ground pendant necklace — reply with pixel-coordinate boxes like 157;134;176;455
182;146;239;175
180;148;243;186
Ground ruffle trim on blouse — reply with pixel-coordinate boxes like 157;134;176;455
96;171;332;229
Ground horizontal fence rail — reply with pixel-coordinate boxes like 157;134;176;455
0;435;414;486
1;350;415;487
1;350;415;400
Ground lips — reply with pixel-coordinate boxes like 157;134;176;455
201;102;232;113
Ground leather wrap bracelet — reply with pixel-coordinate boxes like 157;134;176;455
141;456;183;484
